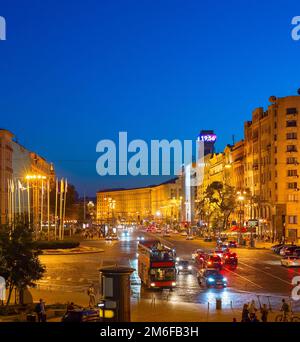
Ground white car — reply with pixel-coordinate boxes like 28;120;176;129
181;231;188;236
281;256;300;267
186;235;194;240
163;232;171;237
155;229;162;234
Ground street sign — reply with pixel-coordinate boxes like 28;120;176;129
248;219;258;227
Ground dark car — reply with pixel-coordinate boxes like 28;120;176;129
62;308;100;322
197;268;227;288
228;241;238;248
271;244;284;253
280;245;299;257
204;237;213;242
223;251;238;267
177;260;193;274
205;255;223;270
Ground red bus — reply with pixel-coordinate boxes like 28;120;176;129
138;240;176;289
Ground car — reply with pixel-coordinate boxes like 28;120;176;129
137;236;145;241
180;231;188;236
197;268;227;288
204;237;213;242
163;231;171;237
61;308;100;322
279;245;298;256
214;246;229;257
271;243;284;252
186;235;194;240
223;251;238;267
274;244;293;255
281;256;300;267
173;230;179;234
155;229;162;234
192;249;204;260
176;260;193;274
227;241;238;248
105;233;118;241
204;254;223;270
195;252;209;267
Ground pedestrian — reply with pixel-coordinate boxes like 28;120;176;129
280;299;290;321
35;298;46;322
67;302;75;311
249;312;259;322
88;284;96;307
241;303;250;322
260;304;269;322
249;300;258;315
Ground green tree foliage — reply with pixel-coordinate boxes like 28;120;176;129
0;223;45;306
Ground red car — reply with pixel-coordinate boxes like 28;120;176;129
205;255;223;270
223;252;238;267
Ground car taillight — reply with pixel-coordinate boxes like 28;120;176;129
208;261;212;265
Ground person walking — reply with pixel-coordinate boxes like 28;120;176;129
249;300;258;315
241;303;250;322
88;284;96;307
260;304;269;322
280;299;290;321
35;298;46;322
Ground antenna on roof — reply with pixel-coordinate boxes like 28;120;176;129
232;135;235;146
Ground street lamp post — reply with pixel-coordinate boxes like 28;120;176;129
237;193;245;245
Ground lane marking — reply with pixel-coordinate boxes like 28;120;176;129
224;267;263;289
79;278;84;282
56;277;61;280
238;261;291;285
67;278;72;281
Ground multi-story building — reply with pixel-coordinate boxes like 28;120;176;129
0;129;54;226
0;129;14;224
96;178;182;224
244;94;300;243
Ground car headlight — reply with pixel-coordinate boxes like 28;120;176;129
223;277;227;282
136;253;139;257
172;282;176;286
188;265;192;270
178;266;183;270
137;237;140;240
150;282;155;287
208;277;215;282
176;257;180;262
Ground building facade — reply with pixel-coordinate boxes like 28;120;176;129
0;129;54;226
244;94;300;242
96;178;182;224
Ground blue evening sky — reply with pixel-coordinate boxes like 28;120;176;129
0;0;300;195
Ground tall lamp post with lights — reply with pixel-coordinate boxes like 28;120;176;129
237;192;245;245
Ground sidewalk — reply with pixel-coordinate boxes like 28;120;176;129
0;288;285;322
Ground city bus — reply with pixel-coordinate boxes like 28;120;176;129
137;240;177;289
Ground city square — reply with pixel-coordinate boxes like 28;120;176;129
1;0;300;335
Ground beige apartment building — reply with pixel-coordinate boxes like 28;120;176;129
245;94;300;242
96;178;182;224
0;128;54;226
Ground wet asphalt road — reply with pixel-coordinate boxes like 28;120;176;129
38;230;300;311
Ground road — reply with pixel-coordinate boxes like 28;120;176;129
37;229;300;311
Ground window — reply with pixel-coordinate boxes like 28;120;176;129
288;194;298;202
287;145;297;152
287;108;298;115
287;132;297;140
287;157;298;164
274;146;277;154
288;216;298;224
287;170;298;177
288;182;298;189
286;120;297;127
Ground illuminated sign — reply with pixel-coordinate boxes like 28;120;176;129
198;134;217;142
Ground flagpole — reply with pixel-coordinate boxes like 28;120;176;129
47;179;50;241
27;180;31;227
62;179;67;241
40;179;44;234
59;179;64;240
54;178;58;240
18;180;21;218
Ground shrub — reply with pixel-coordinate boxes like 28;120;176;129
33;241;80;250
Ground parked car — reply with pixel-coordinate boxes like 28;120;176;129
181;231;188;236
61;308;100;322
186;235;194;240
204;237;213;242
227;241;238;248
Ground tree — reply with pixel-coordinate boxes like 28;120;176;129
0;223;45;306
202;181;237;232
